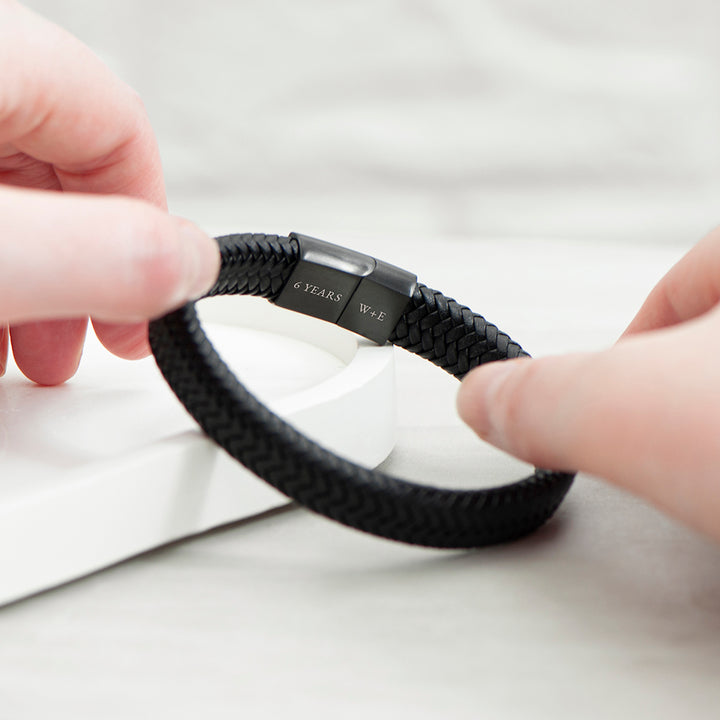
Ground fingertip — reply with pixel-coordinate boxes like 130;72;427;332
458;354;584;470
171;217;221;302
0;189;221;325
92;320;150;360
457;360;522;446
10;318;87;385
108;209;219;319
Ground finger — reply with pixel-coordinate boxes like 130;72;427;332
457;312;720;541
0;187;219;320
91;319;151;361
9;319;87;386
0;186;219;383
623;226;720;337
0;324;7;378
0;1;165;205
0;2;170;368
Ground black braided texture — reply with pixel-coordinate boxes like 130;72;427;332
208;233;298;299
390;284;529;380
149;233;574;548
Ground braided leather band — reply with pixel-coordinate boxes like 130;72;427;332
149;233;574;548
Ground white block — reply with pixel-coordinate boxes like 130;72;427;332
0;296;396;605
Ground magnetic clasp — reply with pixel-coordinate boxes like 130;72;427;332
274;233;374;323
274;233;416;344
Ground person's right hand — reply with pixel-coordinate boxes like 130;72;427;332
0;1;219;385
457;226;720;543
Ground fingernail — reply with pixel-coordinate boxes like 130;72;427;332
0;324;7;378
174;218;221;300
456;361;520;446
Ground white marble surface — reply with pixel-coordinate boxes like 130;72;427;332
0;298;397;606
3;236;720;719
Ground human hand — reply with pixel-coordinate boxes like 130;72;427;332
0;1;219;384
457;227;720;542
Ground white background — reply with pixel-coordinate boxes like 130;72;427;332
22;0;720;244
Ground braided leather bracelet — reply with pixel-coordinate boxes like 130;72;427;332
149;232;574;548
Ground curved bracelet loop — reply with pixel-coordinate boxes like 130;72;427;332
149;233;574;548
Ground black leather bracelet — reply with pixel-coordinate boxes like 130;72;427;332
149;232;574;548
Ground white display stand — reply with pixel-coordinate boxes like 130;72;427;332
0;296;396;605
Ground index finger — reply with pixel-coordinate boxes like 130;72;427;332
0;1;165;206
622;226;720;338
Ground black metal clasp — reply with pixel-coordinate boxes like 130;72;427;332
273;233;417;344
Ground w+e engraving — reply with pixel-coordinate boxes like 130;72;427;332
358;303;387;322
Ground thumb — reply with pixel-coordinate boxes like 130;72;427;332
0;185;219;385
0;186;219;325
456;316;720;539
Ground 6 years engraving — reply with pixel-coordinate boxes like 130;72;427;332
293;281;343;303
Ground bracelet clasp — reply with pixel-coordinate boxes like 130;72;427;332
273;233;417;344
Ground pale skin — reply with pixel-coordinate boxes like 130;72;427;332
0;1;219;385
457;228;720;544
3;2;719;546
